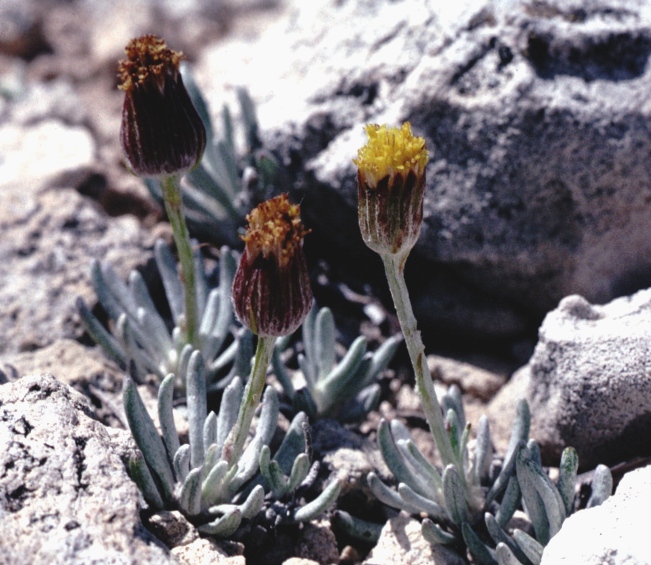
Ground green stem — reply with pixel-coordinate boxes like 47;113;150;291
381;252;456;468
161;175;198;348
223;335;277;468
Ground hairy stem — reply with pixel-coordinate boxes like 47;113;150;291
381;252;456;468
223;335;277;468
161;175;198;348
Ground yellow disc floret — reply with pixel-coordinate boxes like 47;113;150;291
353;122;429;188
242;194;310;269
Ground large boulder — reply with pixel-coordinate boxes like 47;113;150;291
488;289;651;469
197;0;651;339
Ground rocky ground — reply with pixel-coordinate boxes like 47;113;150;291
2;0;651;564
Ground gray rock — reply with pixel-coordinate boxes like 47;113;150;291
490;290;651;468
0;374;172;564
541;465;651;565
0;182;158;355
1;339;121;389
198;0;651;338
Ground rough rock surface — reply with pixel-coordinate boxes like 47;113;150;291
1;339;121;388
0;374;172;564
489;290;651;468
198;0;651;339
0;186;159;356
541;465;651;564
0;77;161;356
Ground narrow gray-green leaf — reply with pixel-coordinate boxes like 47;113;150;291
198;507;242;536
442;464;468;525
397;483;448;521
154;240;183;324
315;307;336;378
496;475;521;528
513;529;544;565
474;415;492;485
179;467;202;515
316;336;367;395
287;453;311;493
486;439;525;506
587;464;613;508
239;484;265;519
128;452;164;511
557;446;578;515
292;479;341;523
367;473;422;514
123;375;174;502
462;522;498;565
217;376;243;457
402;439;443;493
421;518;457;546
495;543;523;565
333;510;383;544
272;347;295;399
203;411;218;452
76;296;126;366
186;350;207;468
505;400;530;465
359;334;401;389
158;373;180;467
485;513;530;565
273;412;308;475
202;460;229;508
516;445;559;545
173;444;191;483
377;420;431;499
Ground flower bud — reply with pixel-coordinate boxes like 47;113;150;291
232;194;313;337
354;122;429;257
118;35;206;177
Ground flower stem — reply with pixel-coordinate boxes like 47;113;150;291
161;175;198;348
381;252;456;468
223;335;277;468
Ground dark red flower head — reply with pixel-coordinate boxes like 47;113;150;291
118;35;206;177
232;194;313;337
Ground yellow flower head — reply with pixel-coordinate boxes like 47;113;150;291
353;122;429;188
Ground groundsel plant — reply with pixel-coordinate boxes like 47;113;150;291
224;193;313;467
123;193;340;538
117;35;207;349
273;305;401;422
144;66;280;247
353;123;612;560
79;35;246;388
124;350;341;537
77;241;245;388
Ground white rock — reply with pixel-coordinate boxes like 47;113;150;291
541;465;651;565
0;374;172;564
0;120;94;194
